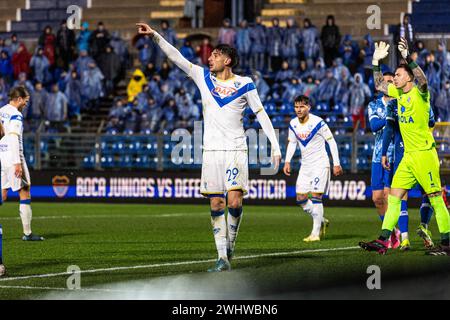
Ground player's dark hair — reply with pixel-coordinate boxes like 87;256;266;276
383;71;395;78
214;44;239;68
396;64;414;81
294;95;310;106
8;86;30;101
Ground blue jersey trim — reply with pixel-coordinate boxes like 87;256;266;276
289;120;325;147
203;69;255;108
10;115;23;122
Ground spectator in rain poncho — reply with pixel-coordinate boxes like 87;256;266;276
253;71;270;102
282;78;304;103
332;57;351;82
361;34;375;81
339;34;359;72
415;41;429;68
335;68;352;112
435;80;450;122
136;34;157;67
82;62;104;109
274;60;294;85
45;83;69;132
106;98;126;133
218;18;236;46
157;20;177;67
348;73;371;129
282;18;301;70
30;47;50;84
159;98;178;132
297;60;311;81
310;57;326;81
123;100;140;134
77;22;92;52
98;45;121;96
435;40;450;81
316;69;339;105
65;70;83;119
13;72;34;94
250;16;267;72
11;43;31;79
423;53;441;95
300;18;320;64
0;38;11;57
29;82;48;121
235;20;252;71
38;26;56;66
176;89;200;129
75;50;95;77
0;77;9;106
321;15;341;67
0;50;13;82
127;69;148;103
180;39;196;63
197;38;213;66
9;34;21;55
267;18;284;72
302;75;318;99
88;22;110;61
110;31;129;66
140;96;161;134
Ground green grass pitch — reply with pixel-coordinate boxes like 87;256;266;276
0;202;449;299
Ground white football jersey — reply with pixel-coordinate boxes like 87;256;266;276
186;65;263;151
288;114;334;168
0;104;25;167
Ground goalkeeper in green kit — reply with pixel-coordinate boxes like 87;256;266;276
359;38;450;255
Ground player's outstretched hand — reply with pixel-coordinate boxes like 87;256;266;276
381;156;390;171
372;41;390;66
14;163;22;179
283;162;291;176
398;37;409;60
333;165;343;176
136;23;154;36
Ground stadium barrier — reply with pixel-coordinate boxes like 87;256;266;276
5;170;449;207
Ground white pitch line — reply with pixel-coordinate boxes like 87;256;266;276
0;285;146;293
0;246;359;282
0;213;188;221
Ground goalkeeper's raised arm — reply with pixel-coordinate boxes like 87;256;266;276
136;22;196;76
372;41;390;95
397;37;428;93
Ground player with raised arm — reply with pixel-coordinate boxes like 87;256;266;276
0;87;44;245
136;23;281;271
367;72;403;250
359;38;450;255
283;95;343;242
381;89;437;249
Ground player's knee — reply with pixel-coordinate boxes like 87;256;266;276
372;195;385;208
210;198;225;211
227;198;242;209
296;194;308;202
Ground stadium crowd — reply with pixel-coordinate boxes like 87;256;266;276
0;15;449;136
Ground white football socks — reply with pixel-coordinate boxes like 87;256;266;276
19;201;32;236
227;208;243;254
211;211;227;259
311;201;324;237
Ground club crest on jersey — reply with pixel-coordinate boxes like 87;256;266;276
234;81;241;88
211;86;237;98
400;106;406;114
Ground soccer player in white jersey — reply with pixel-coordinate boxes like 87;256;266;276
283;95;343;242
136;23;281;271
0;87;44;246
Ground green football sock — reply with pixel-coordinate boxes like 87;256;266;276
381;195;402;234
429;196;450;244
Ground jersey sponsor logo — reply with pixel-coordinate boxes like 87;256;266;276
399;115;414;123
211;86;238;98
400;106;406;114
52;175;70;198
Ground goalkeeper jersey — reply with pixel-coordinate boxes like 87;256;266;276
387;83;435;153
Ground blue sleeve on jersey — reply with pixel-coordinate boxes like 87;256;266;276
429;107;435;128
381;119;394;157
369;117;385;133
